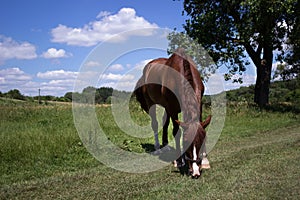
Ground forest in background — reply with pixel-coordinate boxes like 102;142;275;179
1;79;299;110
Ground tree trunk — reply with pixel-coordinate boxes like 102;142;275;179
254;46;273;107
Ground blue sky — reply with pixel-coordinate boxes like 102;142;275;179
0;0;256;96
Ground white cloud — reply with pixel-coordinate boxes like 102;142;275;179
84;61;102;67
35;79;76;96
134;59;152;70
32;78;76;97
0;68;79;96
115;81;137;91
37;69;78;79
99;81;136;91
96;11;111;19
100;73;134;81
108;64;124;71
271;61;288;72
0;67;32;93
41;48;71;59
51;8;158;46
204;73;256;95
97;59;153;91
0;67;32;82
0;35;37;63
223;74;256;91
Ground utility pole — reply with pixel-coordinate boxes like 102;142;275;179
38;88;41;104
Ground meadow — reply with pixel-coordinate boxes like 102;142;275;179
0;97;299;199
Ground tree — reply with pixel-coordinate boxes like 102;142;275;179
71;92;83;102
64;92;73;101
275;1;300;81
174;0;297;107
82;86;97;104
81;86;113;104
6;89;25;100
97;87;113;103
167;32;217;81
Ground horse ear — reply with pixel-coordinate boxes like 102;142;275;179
201;115;212;129
175;120;189;129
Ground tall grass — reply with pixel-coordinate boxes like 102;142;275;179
0;99;299;199
0;101;98;185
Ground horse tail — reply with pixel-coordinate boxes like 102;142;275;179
134;76;148;112
134;61;154;113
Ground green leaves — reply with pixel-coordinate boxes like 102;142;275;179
175;0;298;83
167;31;217;81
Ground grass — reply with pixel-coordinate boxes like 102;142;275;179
0;98;299;199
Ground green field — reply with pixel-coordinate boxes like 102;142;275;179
0;98;299;199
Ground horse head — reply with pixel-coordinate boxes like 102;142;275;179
176;115;211;178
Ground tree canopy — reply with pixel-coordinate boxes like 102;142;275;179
275;1;300;81
170;0;298;107
5;89;25;100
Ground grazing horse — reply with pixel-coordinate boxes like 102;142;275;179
134;48;211;178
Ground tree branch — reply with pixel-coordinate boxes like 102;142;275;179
227;5;262;68
256;43;262;57
244;42;261;68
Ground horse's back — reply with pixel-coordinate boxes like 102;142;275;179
134;58;168;112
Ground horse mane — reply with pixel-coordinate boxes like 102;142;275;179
173;48;200;123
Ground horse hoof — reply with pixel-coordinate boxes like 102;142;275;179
201;157;210;169
173;160;178;168
192;174;200;179
173;159;185;168
201;164;210;169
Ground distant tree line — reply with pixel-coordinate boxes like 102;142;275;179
1;81;298;109
0;87;131;104
226;79;299;109
0;89;70;102
0;89;26;100
65;86;116;104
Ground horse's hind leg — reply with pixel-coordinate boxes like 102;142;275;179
162;111;170;147
149;105;160;150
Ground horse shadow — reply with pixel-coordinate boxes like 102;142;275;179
141;143;190;176
141;143;177;162
141;143;156;153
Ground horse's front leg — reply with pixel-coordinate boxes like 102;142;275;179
171;117;185;167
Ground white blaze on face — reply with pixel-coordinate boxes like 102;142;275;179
192;145;200;176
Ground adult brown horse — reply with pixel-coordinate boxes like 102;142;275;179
134;48;211;178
